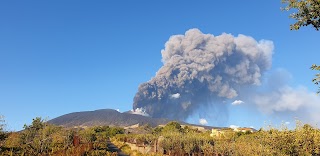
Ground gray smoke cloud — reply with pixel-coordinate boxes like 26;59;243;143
250;69;320;125
133;28;274;120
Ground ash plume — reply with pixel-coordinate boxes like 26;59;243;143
250;69;320;125
133;28;274;121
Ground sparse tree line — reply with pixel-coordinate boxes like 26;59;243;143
1;117;320;155
113;121;320;156
0;116;124;155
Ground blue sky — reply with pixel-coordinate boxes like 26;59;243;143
0;1;319;130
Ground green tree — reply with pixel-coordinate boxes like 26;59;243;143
162;121;183;134
282;1;320;93
0;115;4;130
311;64;320;93
20;117;49;155
79;128;97;143
152;126;163;135
0;115;7;143
23;117;46;131
282;0;320;30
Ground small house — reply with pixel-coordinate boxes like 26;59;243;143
210;129;224;137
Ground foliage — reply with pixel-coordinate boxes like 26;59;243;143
114;123;216;155
282;0;320;30
0;115;6;142
281;1;320;93
0;118;127;155
161;121;183;134
93;126;125;137
79;128;97;144
113;121;320;155
19;117;62;155
2;118;320;155
0;115;5;131
152;127;163;135
311;64;320;93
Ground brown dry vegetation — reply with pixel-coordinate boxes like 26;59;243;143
1;118;320;156
0;117;123;156
113;121;320;155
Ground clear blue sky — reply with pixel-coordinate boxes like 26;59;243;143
0;1;319;130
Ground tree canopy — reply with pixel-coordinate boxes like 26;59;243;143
0;115;5;132
282;0;320;93
282;0;320;30
0;115;6;141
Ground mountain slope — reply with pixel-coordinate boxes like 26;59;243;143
48;109;175;127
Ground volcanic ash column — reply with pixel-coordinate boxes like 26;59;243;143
133;28;274;121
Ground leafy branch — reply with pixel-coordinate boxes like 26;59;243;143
281;0;320;30
311;64;320;93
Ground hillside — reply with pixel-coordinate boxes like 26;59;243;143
48;109;177;127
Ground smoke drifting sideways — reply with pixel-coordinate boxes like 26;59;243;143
249;69;320;125
133;28;274;121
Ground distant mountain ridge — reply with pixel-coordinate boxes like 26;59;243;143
48;109;176;127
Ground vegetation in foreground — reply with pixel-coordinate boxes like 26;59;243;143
113;121;320;156
1;116;320;156
0;117;124;155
